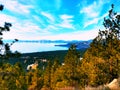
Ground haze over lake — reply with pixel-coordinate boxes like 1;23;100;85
10;42;68;53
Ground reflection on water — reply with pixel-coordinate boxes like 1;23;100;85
10;42;68;53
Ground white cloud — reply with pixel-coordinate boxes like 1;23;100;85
80;0;108;18
1;15;61;40
0;0;33;14
0;12;57;40
15;22;40;33
80;0;108;28
40;25;59;35
1;14;99;41
59;20;74;28
0;0;107;41
84;18;98;28
0;14;43;40
37;29;99;40
60;14;73;19
80;1;99;18
0;13;17;26
84;13;108;28
59;14;74;29
2;21;42;40
46;25;58;30
41;12;55;22
1;15;99;41
32;15;47;27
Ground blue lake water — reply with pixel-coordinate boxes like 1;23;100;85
10;42;68;53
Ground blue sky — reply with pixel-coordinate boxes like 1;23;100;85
0;0;120;40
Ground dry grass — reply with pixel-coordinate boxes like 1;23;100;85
41;78;120;90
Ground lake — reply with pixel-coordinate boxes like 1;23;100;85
10;42;68;53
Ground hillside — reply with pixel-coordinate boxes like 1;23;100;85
9;49;87;68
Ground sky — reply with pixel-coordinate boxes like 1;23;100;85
0;0;120;41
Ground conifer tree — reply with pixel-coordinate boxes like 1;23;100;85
43;61;52;89
83;4;120;85
0;4;19;61
64;44;80;86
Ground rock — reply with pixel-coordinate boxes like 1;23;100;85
107;78;119;89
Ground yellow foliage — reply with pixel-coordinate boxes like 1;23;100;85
56;80;69;88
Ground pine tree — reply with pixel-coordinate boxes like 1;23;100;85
43;61;52;89
82;4;120;86
0;4;19;62
63;44;80;86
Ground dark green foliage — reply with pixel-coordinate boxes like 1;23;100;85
82;4;120;86
0;4;19;62
11;49;85;70
54;45;81;87
0;4;4;11
43;61;52;89
0;63;28;90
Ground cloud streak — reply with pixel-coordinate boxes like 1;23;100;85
0;13;17;26
41;12;55;22
36;29;99;40
80;0;109;28
80;1;99;18
0;0;33;14
58;14;74;29
84;13;108;28
0;0;116;41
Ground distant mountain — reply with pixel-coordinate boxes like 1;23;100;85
55;40;92;49
3;39;92;50
3;39;92;44
17;40;69;43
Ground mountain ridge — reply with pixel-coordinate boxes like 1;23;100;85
55;39;92;49
4;39;93;43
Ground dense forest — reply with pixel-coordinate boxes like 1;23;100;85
0;4;120;90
